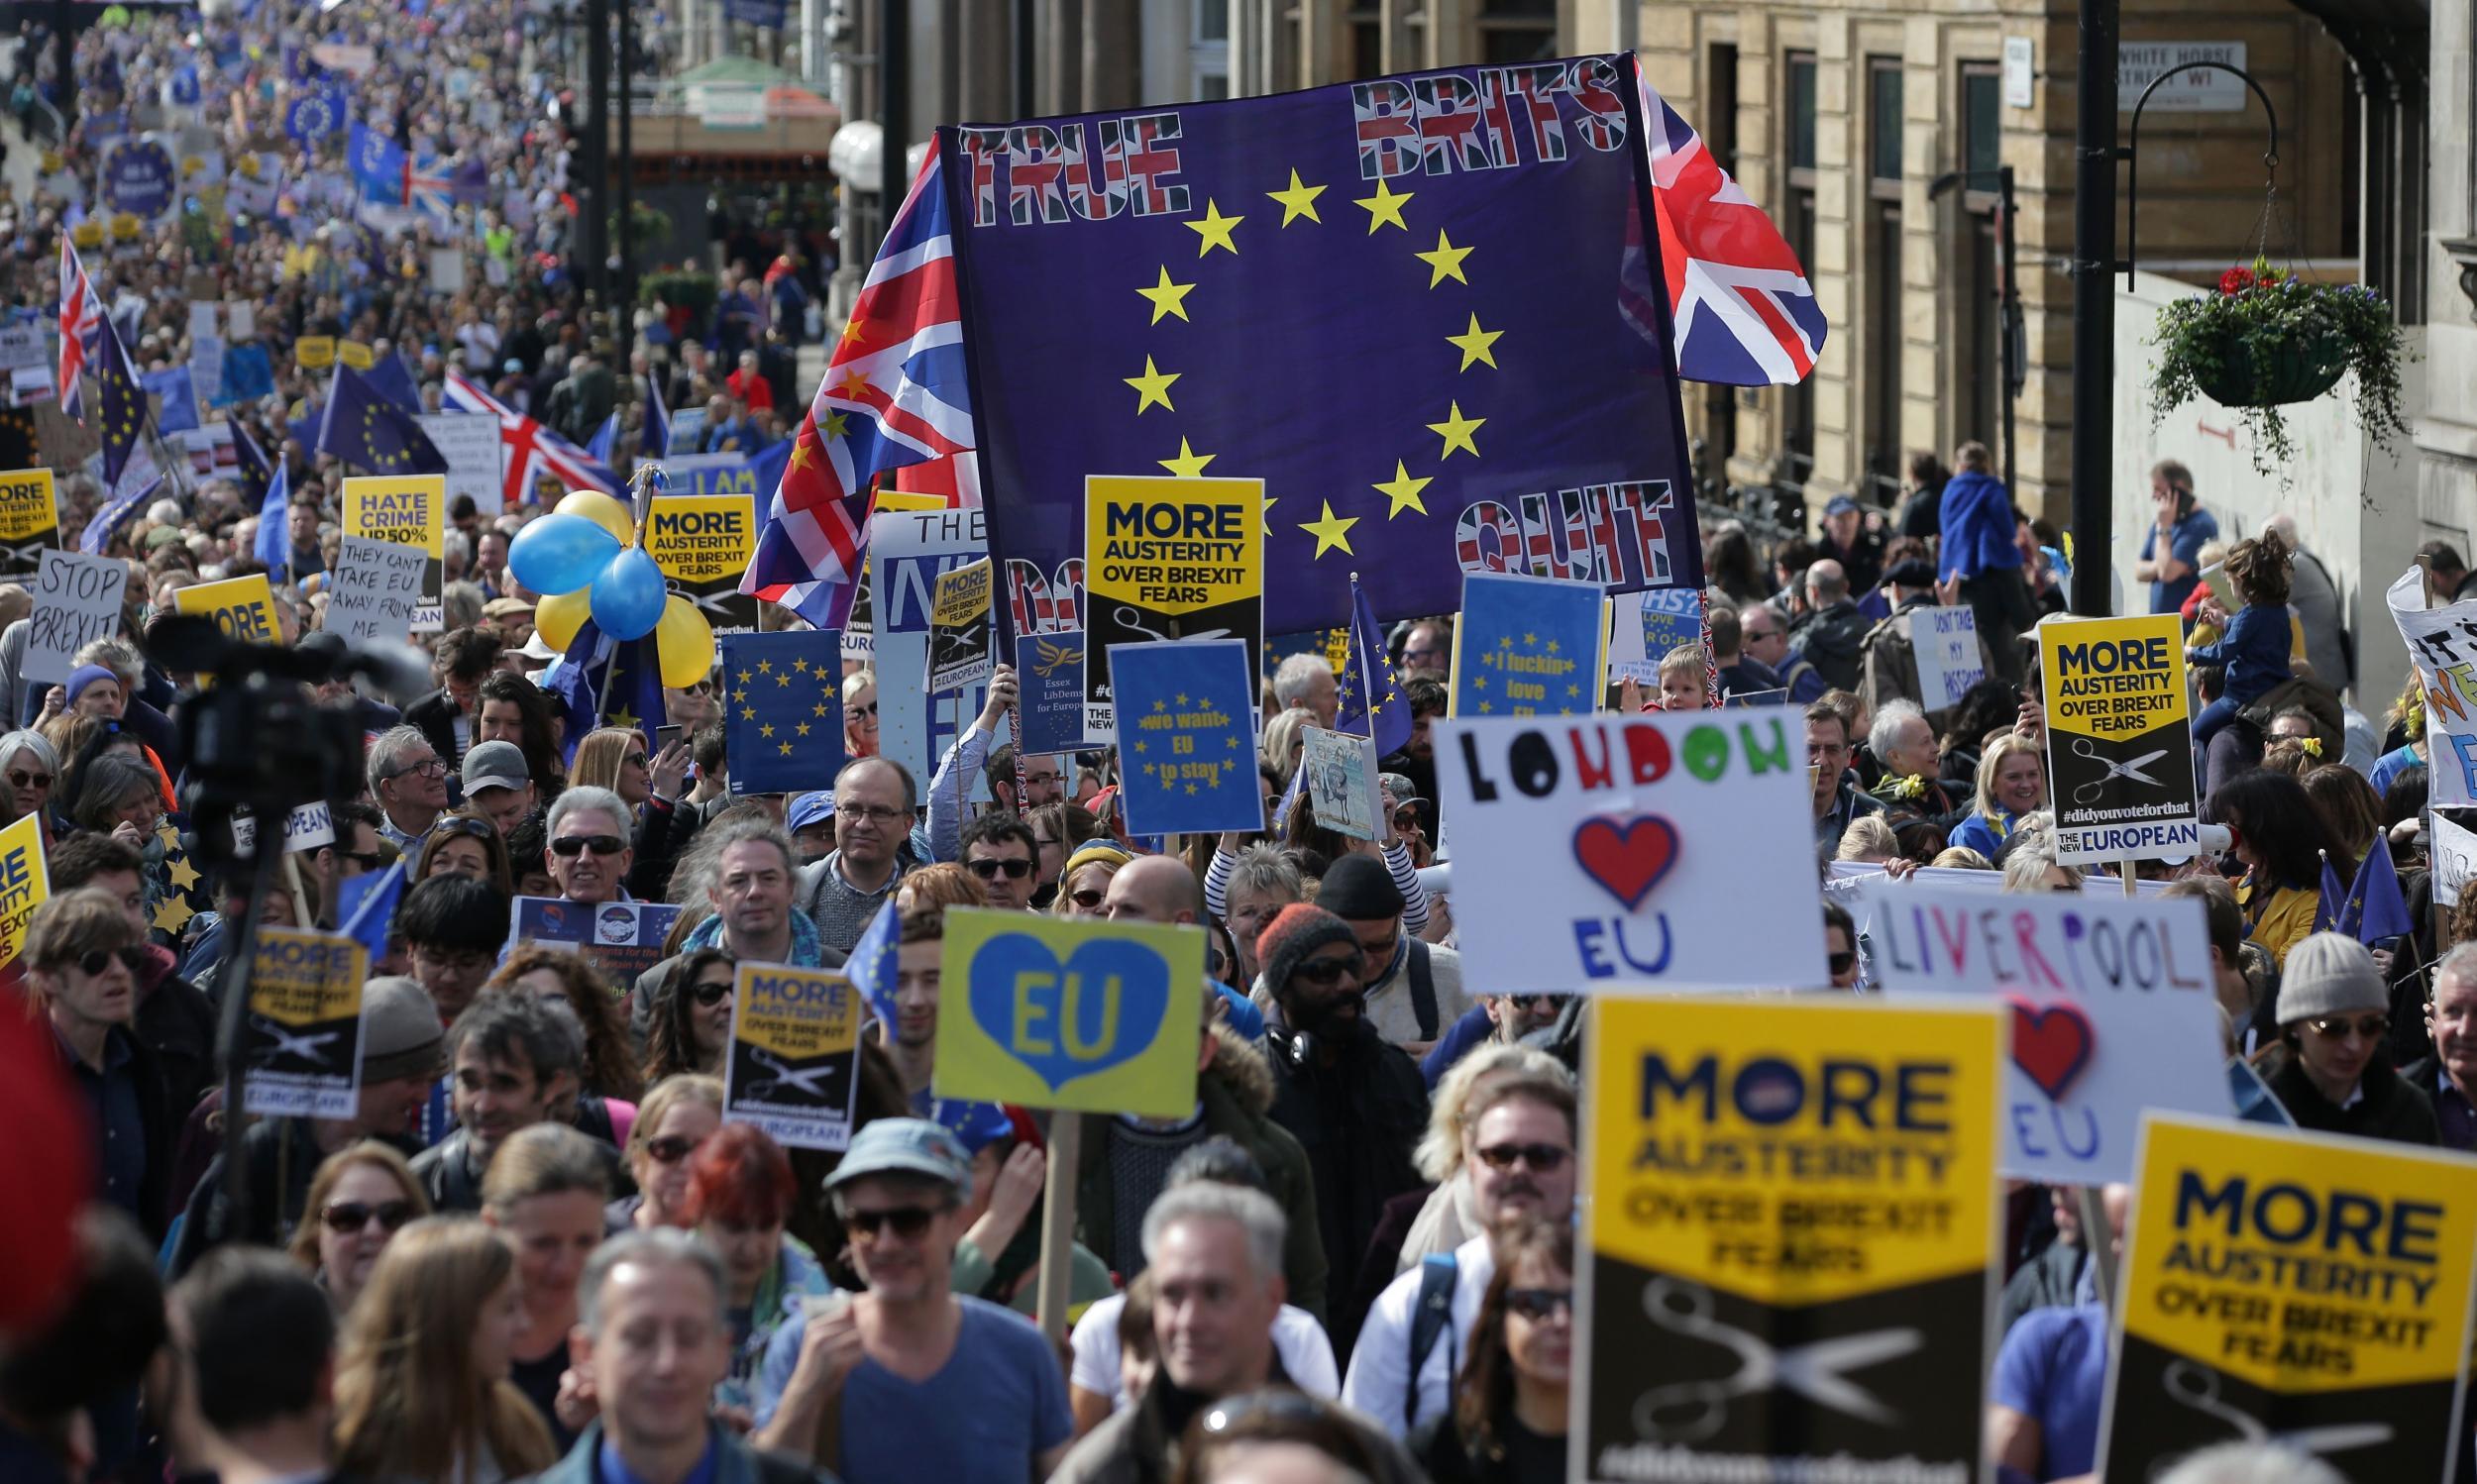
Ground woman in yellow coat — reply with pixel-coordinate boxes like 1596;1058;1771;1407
2208;769;2332;970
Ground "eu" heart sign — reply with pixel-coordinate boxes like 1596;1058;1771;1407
934;908;1205;1118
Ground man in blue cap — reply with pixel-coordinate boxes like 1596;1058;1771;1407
786;791;835;864
1817;491;1885;593
752;1118;1073;1483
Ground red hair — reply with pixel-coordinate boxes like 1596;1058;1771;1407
682;1122;796;1229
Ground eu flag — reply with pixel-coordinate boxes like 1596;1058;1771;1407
601;635;668;750
94;314;146;492
363;351;423;415
349;123;407;206
952;53;1701;634
316;365;448;476
720;630;845;796
254;457;291;583
1334;571;1413;758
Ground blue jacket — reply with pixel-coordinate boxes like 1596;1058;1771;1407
2186;602;2289;707
1937;471;2022;581
525;1420;834;1484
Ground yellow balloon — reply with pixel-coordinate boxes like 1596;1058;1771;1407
654;596;716;689
556;489;637;548
536;587;592;651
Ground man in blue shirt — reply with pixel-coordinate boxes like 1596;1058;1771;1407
753;1119;1073;1482
1988;1185;2125;1482
1936;440;2035;686
2135;460;2218;616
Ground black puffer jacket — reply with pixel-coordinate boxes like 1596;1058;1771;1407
1789;598;1870;692
2259;1044;2439;1147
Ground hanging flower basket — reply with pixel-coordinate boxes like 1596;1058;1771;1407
2149;261;2413;477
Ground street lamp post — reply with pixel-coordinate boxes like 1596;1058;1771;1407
2067;0;2118;619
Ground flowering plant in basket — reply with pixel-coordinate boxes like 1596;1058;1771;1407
2148;258;2412;477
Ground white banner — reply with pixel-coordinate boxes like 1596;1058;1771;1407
1910;604;1985;710
325;533;427;645
2435;812;2477;908
416;411;506;517
27;550;129;685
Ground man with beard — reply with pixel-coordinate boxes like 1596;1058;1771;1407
1345;1072;1578;1437
1417;990;1570;1088
1253;903;1426;1357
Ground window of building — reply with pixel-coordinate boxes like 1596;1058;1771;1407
1194;0;1231;96
1477;0;1557;65
1781;51;1818;485
1957;59;2002;453
1865;56;1904;501
1962;65;1999;178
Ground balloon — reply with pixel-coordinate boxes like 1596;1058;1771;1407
535;586;592;651
508;513;621;595
556;489;637;549
591;547;669;640
653;596;716;688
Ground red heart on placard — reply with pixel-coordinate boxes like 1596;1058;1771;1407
2004;997;2096;1101
1571;815;1680;912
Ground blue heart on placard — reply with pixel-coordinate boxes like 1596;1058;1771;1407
966;932;1171;1091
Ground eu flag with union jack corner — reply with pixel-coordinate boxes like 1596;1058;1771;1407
947;53;1704;636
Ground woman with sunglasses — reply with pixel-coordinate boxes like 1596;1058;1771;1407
1054;841;1133;917
644;947;737;1085
843;671;880;758
571;725;697;900
617;1073;724;1230
684;1121;834;1416
488;945;646;1110
2257;932;2438;1145
1416;1218;1573;1484
288;1141;433;1314
416;810;517;896
0;729;59;838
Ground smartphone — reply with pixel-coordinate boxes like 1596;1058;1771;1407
656;724;682;753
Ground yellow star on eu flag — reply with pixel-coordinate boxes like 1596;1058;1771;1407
1300;501;1359;559
1159;438;1216;477
1125;357;1180;414
1447;314;1502;371
1415;230;1472;286
1373;461;1431;519
1138;266;1195;324
1186;199;1243;256
1354;177;1413;233
1428;401;1485;459
1266;169;1325;226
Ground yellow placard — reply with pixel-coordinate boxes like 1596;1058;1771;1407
2119;1115;2477;1394
733;963;862;1060
110;213;142;242
71;220;105;251
243;928;369;1118
0;470;60;546
338;340;375;371
644;494;755;585
931;557;993;630
0;811;51;968
343;475;445;626
931;907;1204;1118
725;962;864;1149
295;336;336;370
873;490;946;515
1084;474;1263;616
1587;995;2003;1307
171;573;281;646
248;928;370;1027
2040;612;2190;743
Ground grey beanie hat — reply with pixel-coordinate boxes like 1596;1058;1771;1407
361;975;445;1084
2275;933;2388;1026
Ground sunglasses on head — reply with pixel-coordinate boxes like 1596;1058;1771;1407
322;1199;416;1233
1474;1141;1571;1173
691;979;733;1007
550;833;626;857
2308;1013;2389;1041
7;769;52;790
1289;956;1354;985
646;1134;707;1164
1503;1287;1574;1322
967;857;1032;881
844;1205;939;1239
436;816;495;841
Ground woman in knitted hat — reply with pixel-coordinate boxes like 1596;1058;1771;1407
1054;841;1132;918
2258;931;2439;1145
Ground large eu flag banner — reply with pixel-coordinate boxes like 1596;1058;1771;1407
948;53;1701;634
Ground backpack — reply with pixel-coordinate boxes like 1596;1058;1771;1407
1405;939;1437;1041
1403;1251;1458;1429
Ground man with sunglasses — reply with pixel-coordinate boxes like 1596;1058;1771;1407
754;1118;1073;1482
2261;932;2439;1145
544;786;636;906
170;977;444;1276
957;811;1039;911
49;833;217;1117
1345;1072;1577;1439
368;724;450;856
1313;854;1469;1058
29;888;173;1240
1417;989;1571;1090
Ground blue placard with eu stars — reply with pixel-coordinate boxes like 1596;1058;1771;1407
947;53;1703;637
1451;569;1606;718
1015;628;1088;758
720;630;847;796
1109;639;1261;836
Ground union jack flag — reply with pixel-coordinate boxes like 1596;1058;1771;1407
1639;74;1827;386
56;237;102;422
442;371;622;509
409;152;488;221
742;149;974;627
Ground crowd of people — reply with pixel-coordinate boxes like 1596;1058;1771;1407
0;11;2471;1482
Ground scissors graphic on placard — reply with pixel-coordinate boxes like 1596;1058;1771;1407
746;1048;842;1103
247;1014;340;1069
2163;1360;2393;1458
1111;606;1231;646
1629;1277;1923;1441
2070;737;2170;806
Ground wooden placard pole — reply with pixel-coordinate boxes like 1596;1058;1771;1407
1033;1112;1084;1345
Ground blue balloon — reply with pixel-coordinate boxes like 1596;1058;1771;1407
591;547;669;640
507;513;621;595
